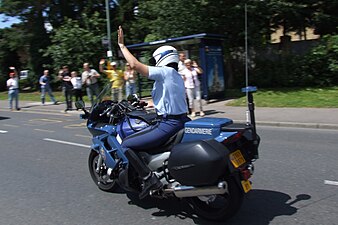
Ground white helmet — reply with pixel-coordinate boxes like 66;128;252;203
149;45;179;67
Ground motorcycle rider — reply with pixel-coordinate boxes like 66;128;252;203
117;26;190;199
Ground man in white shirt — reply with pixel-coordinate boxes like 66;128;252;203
81;63;100;105
6;68;20;110
178;52;187;75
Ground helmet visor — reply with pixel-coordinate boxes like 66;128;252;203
149;57;156;66
149;49;176;66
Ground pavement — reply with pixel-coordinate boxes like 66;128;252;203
1;99;338;130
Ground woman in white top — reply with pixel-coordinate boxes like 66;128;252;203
181;59;204;117
124;63;137;97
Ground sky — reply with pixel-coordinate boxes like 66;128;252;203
0;14;21;29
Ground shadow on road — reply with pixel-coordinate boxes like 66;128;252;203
20;102;62;109
0;116;10;121
126;189;311;224
204;109;224;116
226;190;311;225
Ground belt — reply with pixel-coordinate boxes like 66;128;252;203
157;113;187;120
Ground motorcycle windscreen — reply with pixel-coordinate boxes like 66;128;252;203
168;139;230;186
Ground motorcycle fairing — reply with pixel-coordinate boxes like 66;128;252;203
87;122;117;136
92;133;129;170
117;117;150;139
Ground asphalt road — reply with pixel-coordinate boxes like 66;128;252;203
0;109;337;225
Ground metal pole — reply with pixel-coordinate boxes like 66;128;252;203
245;3;248;89
105;0;113;60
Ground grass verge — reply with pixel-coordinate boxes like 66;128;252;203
225;86;338;108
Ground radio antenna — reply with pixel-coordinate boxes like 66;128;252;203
244;3;250;123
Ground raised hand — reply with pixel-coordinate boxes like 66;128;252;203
118;26;124;47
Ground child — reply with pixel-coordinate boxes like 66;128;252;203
71;71;83;102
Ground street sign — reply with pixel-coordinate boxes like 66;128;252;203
102;38;109;46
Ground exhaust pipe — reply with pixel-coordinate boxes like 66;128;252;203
165;181;228;198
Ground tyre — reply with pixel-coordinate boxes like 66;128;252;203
187;177;244;221
88;150;119;192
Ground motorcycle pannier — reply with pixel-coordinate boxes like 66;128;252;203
168;139;229;186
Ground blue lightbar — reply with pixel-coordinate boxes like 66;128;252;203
241;86;257;93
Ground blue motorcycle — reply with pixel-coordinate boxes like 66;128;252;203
76;84;260;221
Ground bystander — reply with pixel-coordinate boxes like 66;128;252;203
39;69;58;105
6;67;20;111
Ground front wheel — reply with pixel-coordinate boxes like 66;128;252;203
88;150;119;192
187;177;244;221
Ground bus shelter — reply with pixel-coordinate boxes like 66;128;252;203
124;33;226;100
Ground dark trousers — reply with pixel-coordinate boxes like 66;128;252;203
73;89;83;102
86;83;100;105
63;86;73;109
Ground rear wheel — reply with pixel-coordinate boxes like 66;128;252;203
187;178;244;221
88;150;119;192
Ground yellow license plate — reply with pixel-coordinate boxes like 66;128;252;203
230;150;246;168
241;180;252;193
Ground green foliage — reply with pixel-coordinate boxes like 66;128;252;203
43;12;106;72
316;35;338;73
296;34;338;86
1;0;338;90
227;86;338;108
251;34;338;87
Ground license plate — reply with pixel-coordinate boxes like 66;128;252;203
241;180;252;193
230;150;246;168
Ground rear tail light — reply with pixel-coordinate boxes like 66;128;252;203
222;131;243;145
240;164;254;180
241;168;252;180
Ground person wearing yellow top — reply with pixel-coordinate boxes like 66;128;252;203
99;59;125;102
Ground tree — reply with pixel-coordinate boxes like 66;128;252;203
43;12;106;72
1;0;338;89
0;0;115;80
312;0;338;35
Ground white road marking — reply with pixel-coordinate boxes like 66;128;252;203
0;109;72;116
0;130;8;134
75;134;92;138
34;129;55;133
43;138;90;148
3;124;19;127
324;180;338;186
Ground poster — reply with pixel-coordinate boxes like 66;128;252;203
205;46;225;98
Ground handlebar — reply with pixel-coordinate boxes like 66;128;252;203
99;106;113;117
80;98;147;123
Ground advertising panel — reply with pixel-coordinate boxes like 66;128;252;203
205;46;225;98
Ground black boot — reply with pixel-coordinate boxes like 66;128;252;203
139;172;163;199
124;149;163;199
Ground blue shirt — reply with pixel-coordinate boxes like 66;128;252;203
39;75;50;89
148;66;188;115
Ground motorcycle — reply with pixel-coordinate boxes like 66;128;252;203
76;83;260;221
